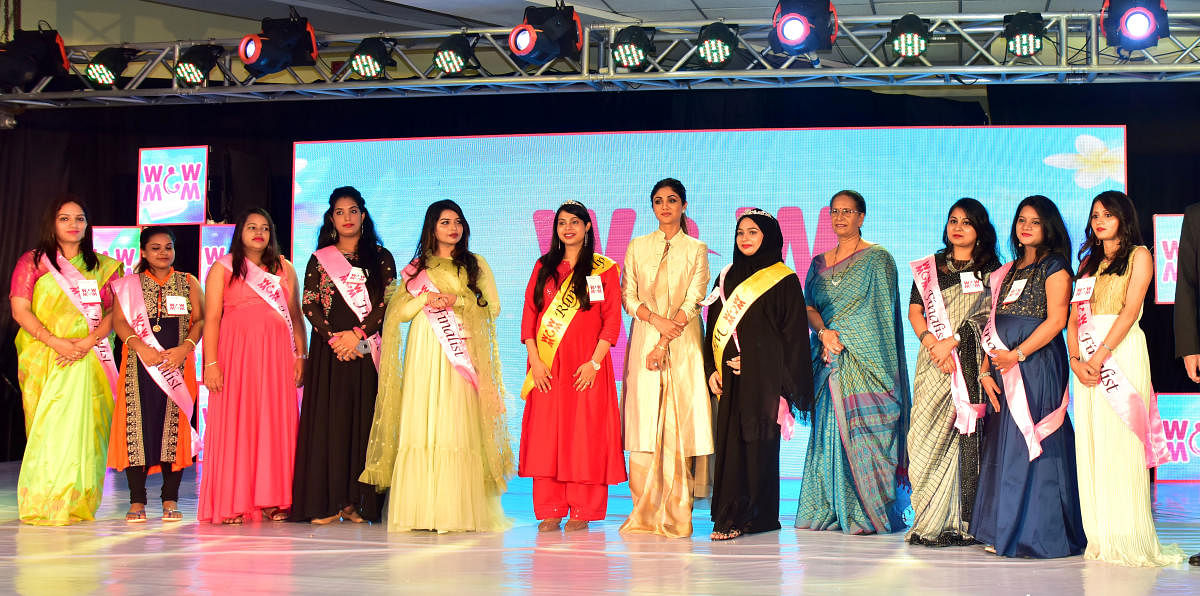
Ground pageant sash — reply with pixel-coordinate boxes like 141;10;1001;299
314;247;383;368
519;254;616;399
216;254;297;355
112;273;200;445
982;263;1069;461
911;255;986;435
710;262;793;375
41;253;119;393
1076;291;1171;467
403;260;478;389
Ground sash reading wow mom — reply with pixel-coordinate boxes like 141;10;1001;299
216;254;297;355
314;247;382;368
41;253;120;393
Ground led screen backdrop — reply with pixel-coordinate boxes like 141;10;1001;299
293;127;1126;478
92;226;141;272
138;145;208;225
1155;214;1183;304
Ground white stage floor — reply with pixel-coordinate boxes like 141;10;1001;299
0;462;1197;594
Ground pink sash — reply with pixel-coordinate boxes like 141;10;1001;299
911;255;986;435
1076;294;1171;468
313;247;382;368
982;263;1069;461
402;261;478;388
216;254;297;355
41;254;119;393
112;273;200;445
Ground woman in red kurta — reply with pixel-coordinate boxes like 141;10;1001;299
519;200;626;532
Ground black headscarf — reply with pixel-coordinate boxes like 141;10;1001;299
725;209;785;290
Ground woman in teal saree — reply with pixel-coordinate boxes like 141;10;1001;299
795;190;910;535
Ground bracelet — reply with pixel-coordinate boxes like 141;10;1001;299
817;328;826;339
977;370;992;380
1070;354;1081;362
1100;342;1114;351
917;330;932;343
203;361;218;368
183;338;197;351
653;345;667;352
124;334;138;344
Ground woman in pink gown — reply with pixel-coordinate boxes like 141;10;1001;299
198;208;307;524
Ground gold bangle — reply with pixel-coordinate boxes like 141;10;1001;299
204;361;218;368
124;334;137;344
183;338;197;351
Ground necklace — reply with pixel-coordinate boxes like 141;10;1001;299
945;255;974;273
830;238;863;286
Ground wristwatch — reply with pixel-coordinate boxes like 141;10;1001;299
1015;348;1026;362
589;359;601;371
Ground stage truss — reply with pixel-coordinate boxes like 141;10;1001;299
6;11;1200;108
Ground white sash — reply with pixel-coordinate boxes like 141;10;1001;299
402;261;478;388
41;253;119;393
216;254;297;355
911;255;985;435
312;247;382;368
112;273;200;446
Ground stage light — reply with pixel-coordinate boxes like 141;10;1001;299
888;14;930;59
696;22;738;68
612;26;655;71
0;27;68;90
1003;12;1045;58
1101;1;1169;51
174;45;225;86
434;34;474;74
349;38;394;79
85;47;139;88
238;14;318;77
768;1;838;55
508;4;583;66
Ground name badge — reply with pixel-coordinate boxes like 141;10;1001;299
77;279;101;304
1002;279;1027;305
346;267;367;284
1071;277;1096;303
586;275;604;301
165;295;189;316
959;272;984;294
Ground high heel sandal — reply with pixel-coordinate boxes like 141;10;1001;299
340;506;365;523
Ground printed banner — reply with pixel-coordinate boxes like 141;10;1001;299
1155;393;1200;482
92;226;141;271
138;145;208;225
1155;214;1183;304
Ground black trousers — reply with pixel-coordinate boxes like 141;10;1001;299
126;464;183;505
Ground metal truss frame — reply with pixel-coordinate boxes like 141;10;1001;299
6;11;1200;108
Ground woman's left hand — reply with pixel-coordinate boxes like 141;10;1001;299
1086;349;1108;375
928;338;956;367
989;349;1018;373
726;355;742;376
294;357;305;387
573;361;598;391
645;347;665;371
158;346;189;371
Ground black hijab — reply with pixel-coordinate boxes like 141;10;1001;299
725;209;785;291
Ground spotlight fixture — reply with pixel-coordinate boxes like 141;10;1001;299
696;22;738;68
0;26;69;90
508;4;583;66
888;14;930;59
434;34;475;75
175;44;225;86
238;14;318;77
612;26;655;71
768;1;839;55
1101;1;1169;51
349;37;394;79
85;47;139;88
1003;12;1046;58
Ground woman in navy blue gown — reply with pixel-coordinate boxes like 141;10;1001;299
972;195;1085;558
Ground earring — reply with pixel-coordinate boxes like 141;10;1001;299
975;240;980;247
328;229;337;240
1017;242;1023;248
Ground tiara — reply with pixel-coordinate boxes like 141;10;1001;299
742;208;774;219
561;200;584;207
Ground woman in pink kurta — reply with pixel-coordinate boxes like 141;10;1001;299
518;201;626;532
198;208;306;524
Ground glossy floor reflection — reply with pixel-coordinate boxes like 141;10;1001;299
0;462;1197;594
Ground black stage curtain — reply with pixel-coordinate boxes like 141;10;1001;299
1;83;1136;461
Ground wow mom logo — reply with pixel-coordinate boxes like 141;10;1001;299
138;146;208;225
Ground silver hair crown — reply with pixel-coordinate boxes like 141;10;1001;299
742;208;774;219
561;200;584;207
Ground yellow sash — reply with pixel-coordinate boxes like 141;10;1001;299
520;254;617;399
710;262;794;377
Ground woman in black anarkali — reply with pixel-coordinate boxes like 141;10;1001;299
704;210;814;540
293;187;395;524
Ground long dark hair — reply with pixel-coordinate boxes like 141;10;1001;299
940;198;999;279
412;200;487;307
228;207;283;280
33;194;99;272
134;225;176;273
1010;195;1073;276
317;186;386;297
651;177;688;236
534;202;596;312
1077;190;1142;279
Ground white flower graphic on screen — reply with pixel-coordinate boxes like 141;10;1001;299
1043;134;1124;189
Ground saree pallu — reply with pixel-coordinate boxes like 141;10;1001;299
14;253;123;525
796;246;909;535
905;272;990;545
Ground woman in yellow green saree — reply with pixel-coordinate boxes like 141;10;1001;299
9;195;123;525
